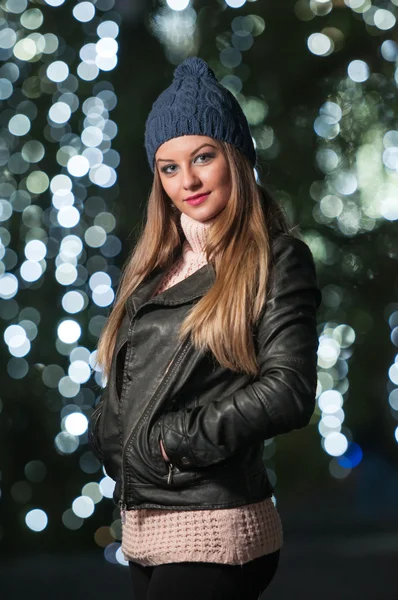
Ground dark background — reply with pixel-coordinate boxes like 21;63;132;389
1;0;397;598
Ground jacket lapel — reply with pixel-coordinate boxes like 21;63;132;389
125;259;216;320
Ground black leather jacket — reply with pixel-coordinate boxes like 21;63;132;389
88;231;322;515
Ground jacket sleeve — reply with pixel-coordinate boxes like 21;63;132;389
87;387;107;463
157;234;322;470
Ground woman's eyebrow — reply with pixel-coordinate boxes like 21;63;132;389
156;143;217;163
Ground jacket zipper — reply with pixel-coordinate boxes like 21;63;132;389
119;338;191;520
167;462;175;484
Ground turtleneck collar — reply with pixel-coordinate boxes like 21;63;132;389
180;211;215;254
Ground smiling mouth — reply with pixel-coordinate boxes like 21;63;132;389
185;192;210;202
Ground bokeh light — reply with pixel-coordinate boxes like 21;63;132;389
25;509;48;532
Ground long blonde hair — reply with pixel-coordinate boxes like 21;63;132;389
96;141;295;380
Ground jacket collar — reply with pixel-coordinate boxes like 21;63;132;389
125;255;216;320
125;228;285;320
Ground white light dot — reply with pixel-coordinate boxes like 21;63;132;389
347;59;369;83
25;240;47;261
95;54;118;72
25;508;48;532
388;363;398;385
73;1;95;22
380;196;398;222
70;347;90;363
0;273;18;299
62;291;85;314
77;62;99;81
72;495;95;518
61;235;83;257
13;38;36;61
322;415;342;429
96;37;118;58
97;21;119;39
99;476;116;498
58;376;80;399
374;9;396;31
166;0;190;10
82;147;103;168
225;0;246;7
0;28;17;49
307;33;331;56
116;546;128;566
318;389;344;413
383;147;398;170
0;199;13;222
89;164;116;187
81;126;103;147
55;431;79;454
333;171;357;196
46;61;69;83
65;412;88;435
69;360;91;384
381;40;398;62
93;286;115;307
20;260;43;282
317;336;340;367
56;263;78;286
50;173;73;194
48;102;71;124
320;101;342;124
4;324;26;347
67;155;90;177
89;271;112;291
0;78;13;100
80;42;97;63
57;206;80;228
9;114;31;136
319;416;342;438
324;432;348;457
81;482;102;503
9;337;31;358
89;350;101;371
58;320;81;344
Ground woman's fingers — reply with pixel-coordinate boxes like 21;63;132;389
160;439;170;462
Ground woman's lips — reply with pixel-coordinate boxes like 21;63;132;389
185;193;210;206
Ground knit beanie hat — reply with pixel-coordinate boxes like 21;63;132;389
144;57;256;172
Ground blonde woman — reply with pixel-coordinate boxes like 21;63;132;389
89;57;321;600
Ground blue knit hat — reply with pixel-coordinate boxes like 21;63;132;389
144;57;256;172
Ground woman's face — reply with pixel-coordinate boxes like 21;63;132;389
155;135;231;223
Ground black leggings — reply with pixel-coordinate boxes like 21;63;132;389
128;549;280;600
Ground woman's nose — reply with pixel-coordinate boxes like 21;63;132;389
182;167;201;190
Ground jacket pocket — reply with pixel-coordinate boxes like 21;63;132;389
146;413;204;487
150;395;199;466
88;403;103;462
147;391;198;461
183;395;199;411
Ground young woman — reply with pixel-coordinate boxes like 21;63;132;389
89;57;322;600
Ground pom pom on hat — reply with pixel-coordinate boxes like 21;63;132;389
173;57;216;81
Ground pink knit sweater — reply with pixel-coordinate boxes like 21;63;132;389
121;211;283;566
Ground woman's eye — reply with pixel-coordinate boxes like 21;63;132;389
161;164;177;174
160;153;214;174
195;153;214;163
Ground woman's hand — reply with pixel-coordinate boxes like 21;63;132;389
160;438;170;462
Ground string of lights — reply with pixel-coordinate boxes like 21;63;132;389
1;0;124;562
